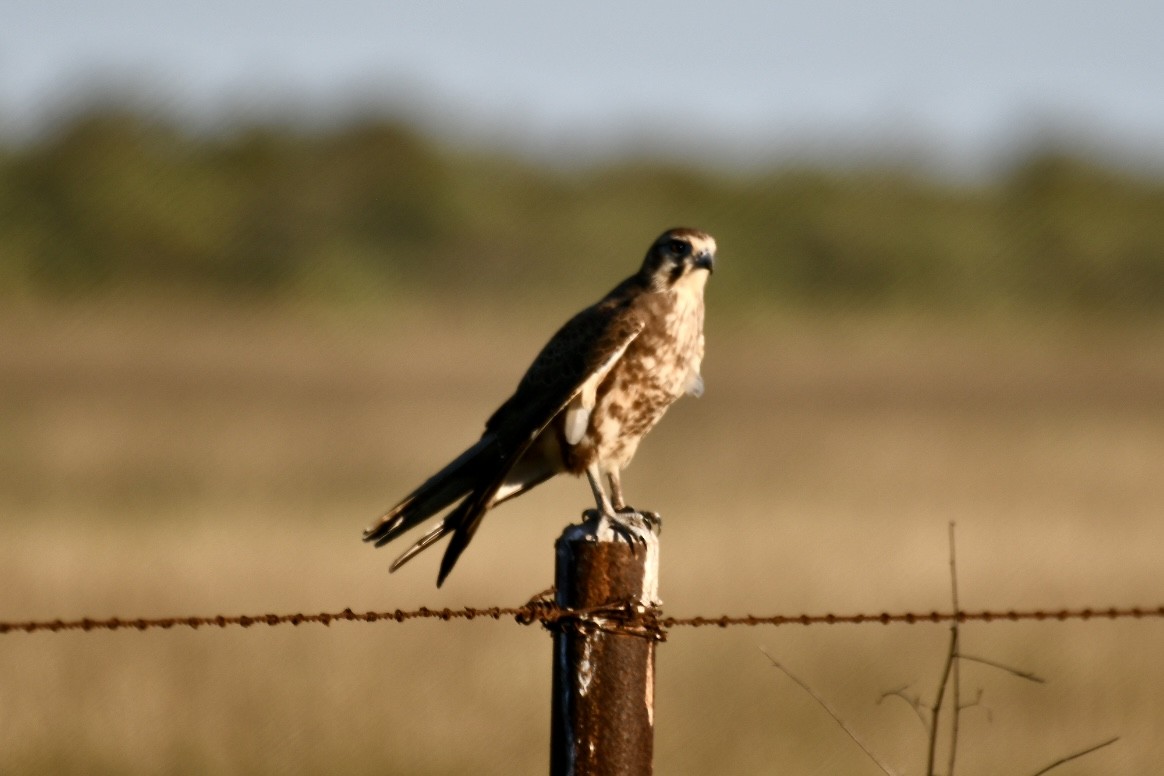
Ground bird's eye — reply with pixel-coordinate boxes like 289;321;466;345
668;239;690;257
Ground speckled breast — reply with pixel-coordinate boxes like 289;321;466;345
582;289;704;469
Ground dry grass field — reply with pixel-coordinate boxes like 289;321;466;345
2;298;1163;775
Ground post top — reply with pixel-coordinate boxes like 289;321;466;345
556;511;661;608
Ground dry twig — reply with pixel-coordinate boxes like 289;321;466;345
956;687;988;719
926;521;960;776
761;648;899;776
927;623;958;775
957;653;1045;684
1028;735;1119;776
947;521;962;776
877;684;929;730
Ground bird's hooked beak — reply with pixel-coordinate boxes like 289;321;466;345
694;249;715;274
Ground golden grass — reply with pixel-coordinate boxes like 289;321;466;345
2;299;1163;774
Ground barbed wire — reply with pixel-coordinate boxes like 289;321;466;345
3;601;1162;636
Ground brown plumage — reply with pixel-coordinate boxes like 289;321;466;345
363;227;716;586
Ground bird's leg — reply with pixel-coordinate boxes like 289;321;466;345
607;469;662;535
584;464;642;547
585;464;616;516
607;470;627;511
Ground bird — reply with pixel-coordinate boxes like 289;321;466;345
363;227;716;586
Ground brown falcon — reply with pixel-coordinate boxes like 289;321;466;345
363;227;716;586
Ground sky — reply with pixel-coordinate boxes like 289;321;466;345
3;1;1163;171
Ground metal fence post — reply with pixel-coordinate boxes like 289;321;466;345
550;514;662;776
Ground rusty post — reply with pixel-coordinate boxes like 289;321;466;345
550;513;661;776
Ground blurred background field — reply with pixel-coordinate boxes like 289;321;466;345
3;302;1163;775
3;3;1164;774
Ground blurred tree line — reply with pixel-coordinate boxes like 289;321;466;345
2;105;1162;313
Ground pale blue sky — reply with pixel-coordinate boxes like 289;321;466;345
3;1;1162;170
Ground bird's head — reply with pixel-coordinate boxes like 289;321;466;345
639;228;717;292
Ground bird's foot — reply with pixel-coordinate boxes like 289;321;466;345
617;505;662;535
580;508;658;549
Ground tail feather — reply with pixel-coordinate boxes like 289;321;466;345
433;436;566;585
436;472;506;587
363;437;496;548
388;469;503;585
367;428;562;585
390;520;452;573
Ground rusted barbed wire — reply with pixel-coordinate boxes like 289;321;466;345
3;603;1163;636
0;604;556;635
662;605;1164;627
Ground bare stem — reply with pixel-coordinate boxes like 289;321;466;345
947;521;961;776
761;648;899;776
948;628;961;776
927;622;957;776
1028;736;1119;776
957;653;1046;684
956;687;986;715
877;685;929;731
926;521;961;776
948;521;961;614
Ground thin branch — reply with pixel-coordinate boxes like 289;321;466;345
877;684;929;730
761;648;900;776
927;620;957;775
1028;736;1119;776
947;521;962;776
956;687;986;714
957;653;1046;684
926;522;959;776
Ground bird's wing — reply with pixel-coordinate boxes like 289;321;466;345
485;293;647;446
424;296;648;585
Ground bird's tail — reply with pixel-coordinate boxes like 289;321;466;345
365;431;560;586
362;436;498;552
